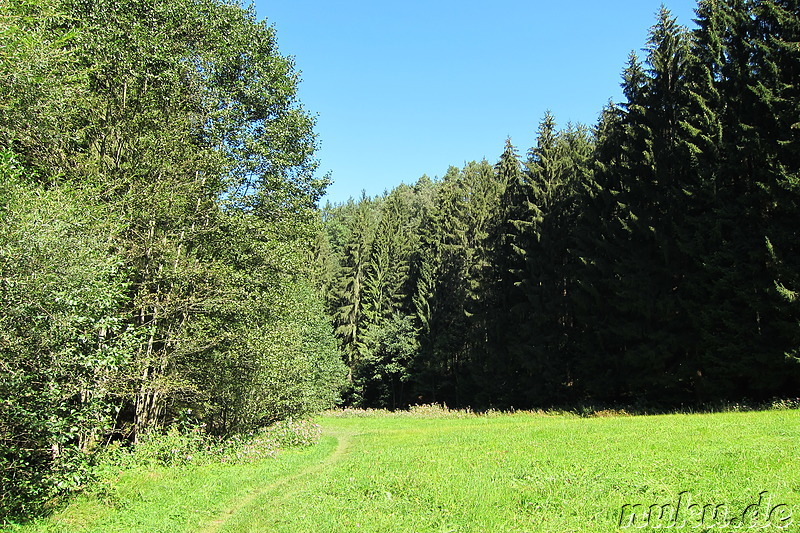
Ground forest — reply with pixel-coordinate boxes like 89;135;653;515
0;0;346;519
320;1;799;410
0;0;798;522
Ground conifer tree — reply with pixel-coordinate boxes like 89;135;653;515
354;188;420;406
469;139;522;406
573;10;713;402
333;198;377;383
694;0;800;397
499;114;591;405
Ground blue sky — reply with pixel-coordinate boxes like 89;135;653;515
252;0;700;205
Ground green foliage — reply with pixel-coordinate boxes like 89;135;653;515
686;0;800;399
0;152;133;518
181;211;346;435
0;0;87;173
354;314;418;408
0;0;344;521
99;417;321;470
501;115;591;405
570;9;708;402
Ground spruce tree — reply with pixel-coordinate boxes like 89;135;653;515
469;139;523;406
356;188;419;406
574;9;713;403
501;113;591;405
333;198;376;384
693;0;800;398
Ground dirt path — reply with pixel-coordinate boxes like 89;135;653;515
197;427;352;533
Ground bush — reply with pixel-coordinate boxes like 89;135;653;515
95;417;322;471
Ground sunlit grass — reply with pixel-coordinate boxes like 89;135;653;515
231;410;800;532
6;439;336;533
10;408;800;532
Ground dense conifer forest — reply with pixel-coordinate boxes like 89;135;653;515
318;2;800;409
0;0;798;521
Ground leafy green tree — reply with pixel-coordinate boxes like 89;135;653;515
0;0;88;174
354;314;418;409
1;0;345;517
180;211;346;435
0;153;133;517
48;0;333;434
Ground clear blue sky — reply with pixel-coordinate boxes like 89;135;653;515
252;0;700;205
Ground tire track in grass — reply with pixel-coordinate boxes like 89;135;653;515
198;427;353;533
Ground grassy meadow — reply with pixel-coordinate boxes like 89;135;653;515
8;407;800;532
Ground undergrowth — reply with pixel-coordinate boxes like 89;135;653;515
98;417;321;470
326;397;800;419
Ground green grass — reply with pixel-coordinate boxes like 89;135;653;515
9;409;800;532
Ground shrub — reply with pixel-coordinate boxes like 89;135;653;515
94;417;322;471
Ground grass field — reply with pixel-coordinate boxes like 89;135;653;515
9;408;800;532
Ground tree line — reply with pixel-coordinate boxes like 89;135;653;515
319;0;800;410
1;0;346;518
